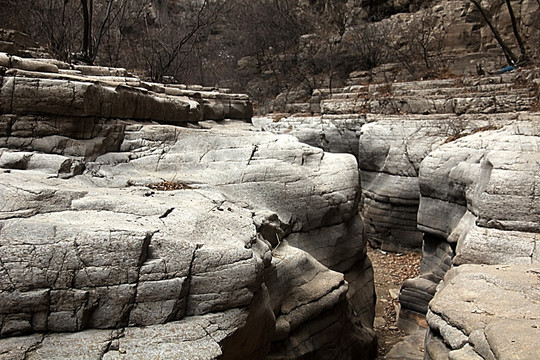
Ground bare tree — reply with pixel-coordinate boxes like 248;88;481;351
80;0;92;61
504;0;528;63
469;0;518;65
468;0;533;66
388;9;447;77
0;0;82;60
349;21;392;71
78;0;135;64
138;0;231;82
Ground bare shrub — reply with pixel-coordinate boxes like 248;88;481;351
388;9;447;78
348;21;392;71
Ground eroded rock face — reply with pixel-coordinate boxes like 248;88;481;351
425;264;540;360
0;125;375;359
253;114;367;158
418;119;540;261
261;70;538;255
0;53;252;126
0;57;376;359
412;120;540;358
359;115;457;252
257;59;539;356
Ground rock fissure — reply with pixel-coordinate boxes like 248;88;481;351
0;253;16;291
21;334;45;359
158;207;175;219
247;144;259;165
183;244;203;317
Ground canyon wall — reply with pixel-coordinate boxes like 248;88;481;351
260;56;540;358
0;54;377;359
419;119;540;359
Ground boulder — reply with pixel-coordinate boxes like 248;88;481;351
10;56;58;73
0;117;376;359
412;117;540;357
254;114;367;157
425;264;540;360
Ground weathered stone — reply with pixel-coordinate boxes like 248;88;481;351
0;309;266;360
398;116;540;336
484;319;540;360
255;114;367;157
425;264;540;359
73;64;128;77
11;56;58;73
418;120;540;250
0;69;252;123
0;52;9;67
358;115;509;252
386;328;426;360
0;115;375;358
448;344;483;360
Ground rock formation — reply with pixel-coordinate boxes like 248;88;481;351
1;12;540;355
259;57;540;358
261;70;539;253
418;120;540;359
0;53;377;359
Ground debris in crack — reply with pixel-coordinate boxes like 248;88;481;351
368;245;422;359
146;181;192;191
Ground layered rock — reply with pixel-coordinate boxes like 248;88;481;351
262;69;538;254
358;114;514;252
425;264;540;360
0;52;252;127
259;68;540;360
0;58;376;359
411;119;540;358
254;114;367;157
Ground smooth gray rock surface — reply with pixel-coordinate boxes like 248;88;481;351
416;118;540;359
0;53;252;124
0;121;375;359
0;59;375;359
425;264;540;360
254;114;367;157
418;120;540;258
359;114;516;252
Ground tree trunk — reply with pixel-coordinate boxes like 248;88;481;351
505;0;528;63
92;0;115;62
469;0;518;66
88;0;93;59
81;0;91;62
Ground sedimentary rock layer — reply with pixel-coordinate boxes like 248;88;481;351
412;119;540;358
425;264;540;360
0;57;376;359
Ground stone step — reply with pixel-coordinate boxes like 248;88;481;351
308;68;539;116
326;78;535;100
385;83;531;97
320;68;538;97
321;92;536;115
0;70;252;123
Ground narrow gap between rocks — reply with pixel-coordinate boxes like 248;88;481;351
367;244;422;359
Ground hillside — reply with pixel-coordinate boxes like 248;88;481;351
0;0;538;109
